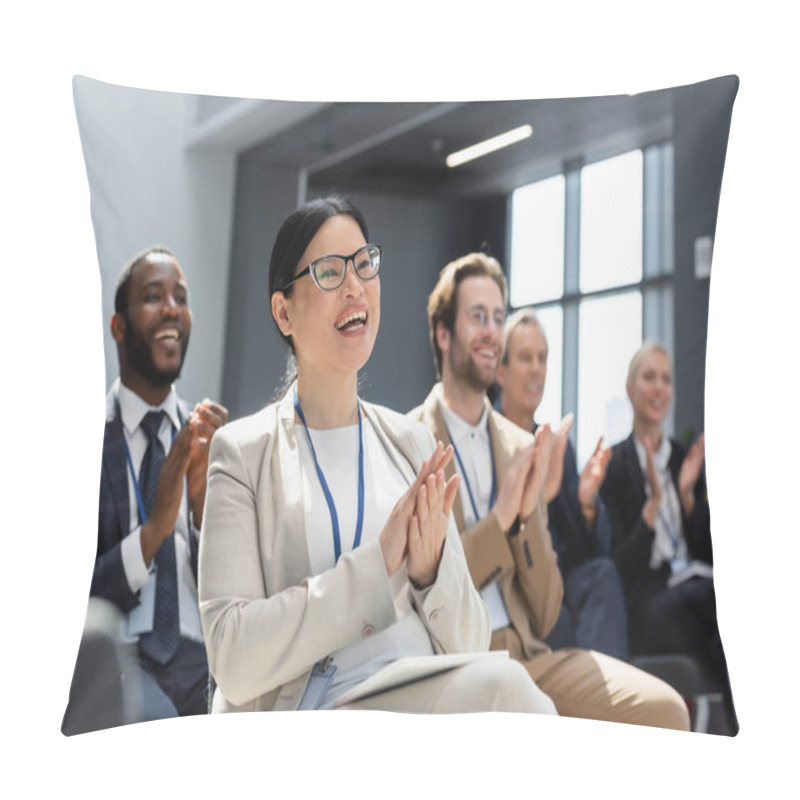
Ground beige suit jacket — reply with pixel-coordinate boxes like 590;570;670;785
198;385;490;712
409;384;564;660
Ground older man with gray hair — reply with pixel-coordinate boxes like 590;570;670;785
496;308;627;659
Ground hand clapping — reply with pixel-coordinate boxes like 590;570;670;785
407;466;460;589
520;423;554;520
543;414;574;504
186;399;229;528
678;432;705;516
578;436;612;523
379;441;460;586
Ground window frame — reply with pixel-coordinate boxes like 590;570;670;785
506;140;675;467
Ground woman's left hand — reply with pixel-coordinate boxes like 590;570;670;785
678;432;705;516
407;469;460;589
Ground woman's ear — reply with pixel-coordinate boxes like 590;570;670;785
271;292;292;337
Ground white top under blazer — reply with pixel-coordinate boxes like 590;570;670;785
198;384;491;712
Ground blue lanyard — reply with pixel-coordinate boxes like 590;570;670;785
122;411;178;525
294;386;365;563
443;420;496;524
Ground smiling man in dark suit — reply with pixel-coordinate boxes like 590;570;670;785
88;246;227;721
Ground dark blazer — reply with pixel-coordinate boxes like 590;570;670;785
534;425;612;577
90;383;196;614
600;433;713;632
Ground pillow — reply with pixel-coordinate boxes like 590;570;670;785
65;74;738;737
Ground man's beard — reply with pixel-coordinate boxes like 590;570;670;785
124;322;189;387
448;335;496;393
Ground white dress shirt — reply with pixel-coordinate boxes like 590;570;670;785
633;434;689;573
115;378;204;644
439;396;511;631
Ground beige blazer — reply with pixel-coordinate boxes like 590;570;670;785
409;385;564;660
198;385;491;712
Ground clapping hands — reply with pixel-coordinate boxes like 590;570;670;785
678;432;705;516
520;423;555;520
186;399;229;527
140;399;228;565
379;442;461;589
491;423;554;531
543;414;574;504
578;436;612;523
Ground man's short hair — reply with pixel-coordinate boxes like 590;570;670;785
426;252;508;378
113;246;178;317
502;307;548;365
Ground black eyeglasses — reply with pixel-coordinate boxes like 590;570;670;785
281;244;382;292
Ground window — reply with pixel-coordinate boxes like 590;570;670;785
579;150;643;293
508;143;673;468
533;304;563;431
509;175;565;306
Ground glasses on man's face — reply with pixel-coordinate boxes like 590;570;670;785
281;244;382;292
465;304;506;330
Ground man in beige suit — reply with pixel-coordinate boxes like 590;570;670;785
409;251;689;730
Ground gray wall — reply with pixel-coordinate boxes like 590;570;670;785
73;76;236;406
222;78;734;435
221;163;498;417
671;76;738;439
219;159;299;418
74;75;735;442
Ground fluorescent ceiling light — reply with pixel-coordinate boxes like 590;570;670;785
446;124;533;168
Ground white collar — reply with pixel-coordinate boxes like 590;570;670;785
117;378;182;437
438;389;490;446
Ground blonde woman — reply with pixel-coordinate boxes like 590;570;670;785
601;341;736;733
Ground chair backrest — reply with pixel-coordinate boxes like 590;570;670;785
62;598;143;735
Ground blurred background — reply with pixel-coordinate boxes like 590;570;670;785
75;75;736;468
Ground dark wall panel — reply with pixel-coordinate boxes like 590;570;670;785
672;76;738;439
222;159;299;419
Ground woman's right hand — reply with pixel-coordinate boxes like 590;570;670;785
407;468;461;589
379;441;454;577
641;435;662;528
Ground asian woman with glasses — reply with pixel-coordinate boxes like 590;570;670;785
198;195;556;714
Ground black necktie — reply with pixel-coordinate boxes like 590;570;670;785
137;410;180;664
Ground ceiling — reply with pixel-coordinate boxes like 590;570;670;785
239;87;674;199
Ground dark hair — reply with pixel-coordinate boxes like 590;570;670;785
268;195;369;353
426;252;508;378
268;196;369;398
114;245;178;317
